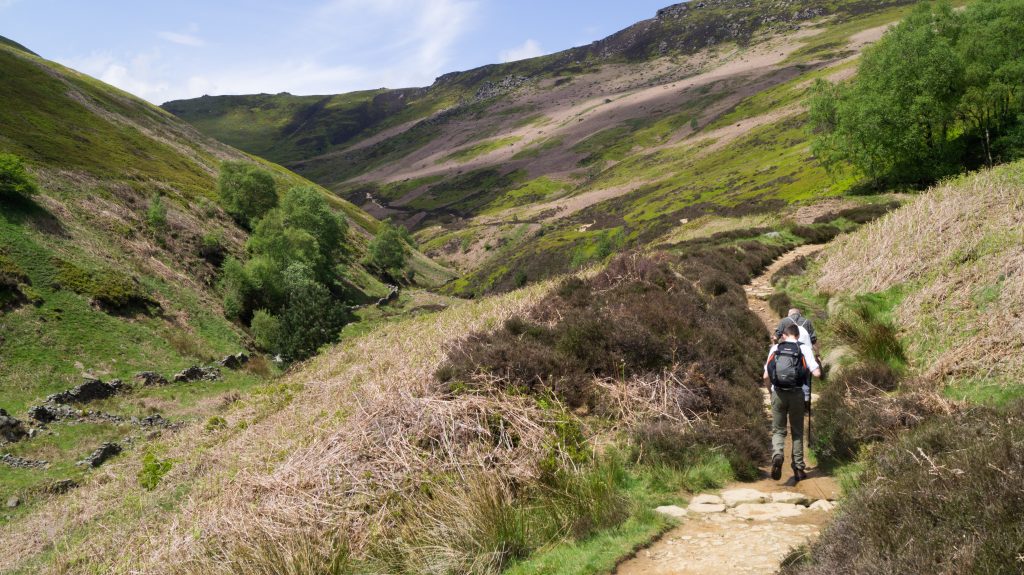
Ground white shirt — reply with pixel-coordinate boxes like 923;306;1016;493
795;325;812;348
763;340;819;400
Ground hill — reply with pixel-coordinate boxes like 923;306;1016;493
166;0;919;297
0;37;450;519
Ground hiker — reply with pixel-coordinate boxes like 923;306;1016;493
773;308;816;350
764;323;821;482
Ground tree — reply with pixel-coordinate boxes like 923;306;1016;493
809;3;964;185
278;186;349;280
250;264;350;360
810;0;1024;185
0;153;38;199
366;221;410;281
247;210;323;273
217;161;277;226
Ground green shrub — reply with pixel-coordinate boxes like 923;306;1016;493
138;452;174;491
205;416;228;432
146;194;168;233
218;161;277;226
0;152;38;199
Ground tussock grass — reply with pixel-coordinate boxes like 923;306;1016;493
819;162;1024;383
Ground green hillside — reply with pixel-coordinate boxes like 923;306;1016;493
0;39;449;514
166;0;919;298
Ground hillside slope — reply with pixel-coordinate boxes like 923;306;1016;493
166;0;918;296
0;39;448;516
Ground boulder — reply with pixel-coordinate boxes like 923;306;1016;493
655;505;689;519
173;366;221;383
690;493;724;505
0;408;28;443
731;502;804;520
772;491;812;506
134;371;169;386
78;442;121;468
6;496;19;508
721;488;770;507
47;377;123;404
217;353;249;369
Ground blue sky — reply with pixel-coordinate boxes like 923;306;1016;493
0;0;675;104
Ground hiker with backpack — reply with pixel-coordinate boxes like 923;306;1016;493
773;308;817;351
764;323;821;482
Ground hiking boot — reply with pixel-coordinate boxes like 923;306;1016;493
771;454;784;480
792;466;808;482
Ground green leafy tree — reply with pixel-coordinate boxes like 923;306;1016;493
810;0;1024;185
0;153;38;199
250;264;350;360
247;210;323;272
217;161;277;226
278;186;349;280
366;221;410;281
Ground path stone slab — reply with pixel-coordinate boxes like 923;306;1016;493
655;505;688;519
809;500;836;512
722;488;770;507
771;491;811;506
731;502;804;520
690;493;724;505
688;502;727;514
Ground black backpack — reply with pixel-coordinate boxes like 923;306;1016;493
768;342;807;389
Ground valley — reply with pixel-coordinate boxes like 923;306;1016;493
3;1;1024;574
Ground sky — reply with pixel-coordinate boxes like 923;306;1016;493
0;0;677;104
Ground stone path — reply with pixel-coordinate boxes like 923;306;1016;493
616;245;837;575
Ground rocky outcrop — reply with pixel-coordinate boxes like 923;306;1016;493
78;442;121;468
173;366;220;383
474;75;529;101
47;377;125;404
0;409;28;443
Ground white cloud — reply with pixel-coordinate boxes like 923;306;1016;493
158;23;205;47
499;39;544;63
60;51;170;102
158;31;205;47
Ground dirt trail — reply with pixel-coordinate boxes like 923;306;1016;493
615;245;836;575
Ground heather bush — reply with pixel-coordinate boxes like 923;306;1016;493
787;404;1024;575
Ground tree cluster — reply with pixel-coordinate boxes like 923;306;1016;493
218;163;354;360
810;0;1024;186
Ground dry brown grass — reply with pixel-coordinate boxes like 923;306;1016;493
817;164;1024;382
2;280;557;574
